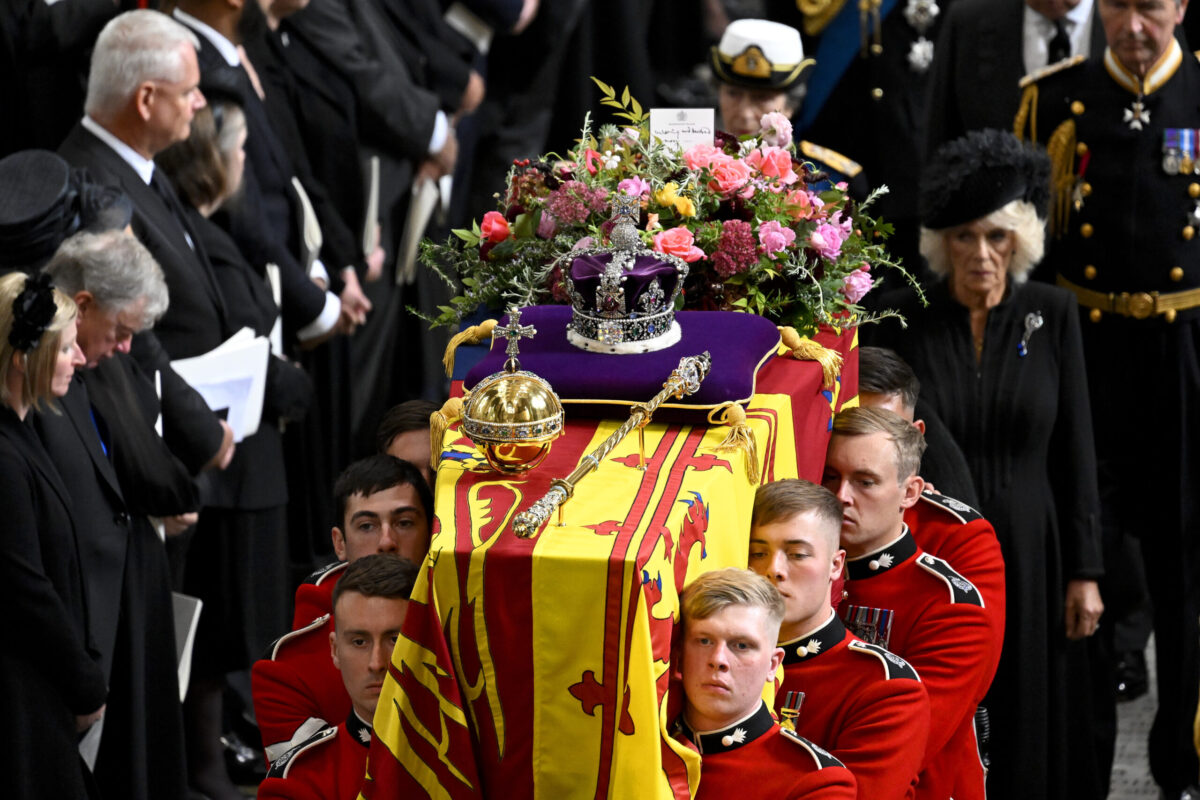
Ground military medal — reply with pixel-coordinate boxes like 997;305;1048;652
1164;129;1183;174
842;604;894;649
903;0;939;72
1124;95;1150;130
779;691;805;731
1181;129;1195;174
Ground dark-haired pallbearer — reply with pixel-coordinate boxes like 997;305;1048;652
749;479;930;798
252;454;432;763
258;554;419;800
672;568;857;799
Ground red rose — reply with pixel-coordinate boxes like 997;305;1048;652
480;211;511;243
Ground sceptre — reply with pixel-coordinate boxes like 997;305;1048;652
511;352;711;538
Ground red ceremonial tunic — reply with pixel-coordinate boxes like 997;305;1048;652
256;711;372;800
675;701;857;800
841;530;997;800
905;491;1006;685
252;562;350;762
777;613;930;799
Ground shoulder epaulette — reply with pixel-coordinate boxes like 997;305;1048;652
918;490;983;523
847;639;922;682
264;724;336;779
799;140;863;178
780;728;847;770
916;553;985;607
1019;53;1086;88
267;613;331;660
302;560;347;586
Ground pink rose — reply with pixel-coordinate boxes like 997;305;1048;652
842;266;873;303
684;143;722;171
809;213;852;260
759;112;793;148
707;154;753;197
618;176;651;197
480;211;510;243
653;226;705;263
573;235;595;250
758;219;796;260
784;188;823;221
746;146;798;186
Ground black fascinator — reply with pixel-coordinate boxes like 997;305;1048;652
9;272;57;352
920;129;1051;230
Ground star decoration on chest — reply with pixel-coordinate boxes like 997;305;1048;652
1124;97;1150;130
868;553;894;571
721;727;748;747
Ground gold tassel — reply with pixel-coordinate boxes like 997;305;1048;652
429;395;466;474
1014;83;1038;143
778;326;844;389
1044;119;1077;239
708;402;760;485
442;319;498;378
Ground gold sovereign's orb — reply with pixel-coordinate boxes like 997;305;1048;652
463;369;564;474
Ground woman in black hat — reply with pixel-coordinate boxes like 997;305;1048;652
874;129;1105;798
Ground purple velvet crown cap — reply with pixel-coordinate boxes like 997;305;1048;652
568;252;680;312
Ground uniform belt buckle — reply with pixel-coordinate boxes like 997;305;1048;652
1120;292;1156;319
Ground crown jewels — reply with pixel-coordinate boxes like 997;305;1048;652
563;193;688;354
462;307;564;474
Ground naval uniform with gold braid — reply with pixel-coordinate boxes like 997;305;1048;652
1015;41;1200;794
675;701;857;799
841;529;996;800
777;613;930;799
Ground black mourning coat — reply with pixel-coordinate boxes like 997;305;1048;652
34;375;188;800
876;279;1103;798
0;405;107;800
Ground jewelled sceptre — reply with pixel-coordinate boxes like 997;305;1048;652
511;351;712;538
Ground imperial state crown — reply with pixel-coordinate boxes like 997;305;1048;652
564;192;688;354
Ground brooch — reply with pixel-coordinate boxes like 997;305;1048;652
1018;311;1044;357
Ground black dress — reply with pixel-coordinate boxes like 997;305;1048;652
34;373;190;800
0;405;107;799
872;279;1104;798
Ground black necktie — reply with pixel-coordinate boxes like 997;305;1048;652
1048;19;1070;65
149;169;196;252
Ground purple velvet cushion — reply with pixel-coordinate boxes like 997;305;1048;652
464;306;781;418
569;253;681;312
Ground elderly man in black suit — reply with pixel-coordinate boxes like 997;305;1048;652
926;0;1105;154
38;230;192;800
55;10;235;475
